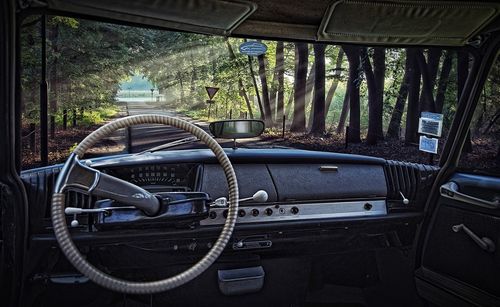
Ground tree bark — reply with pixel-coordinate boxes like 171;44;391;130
290;43;308;132
325;48;344;119
405;48;421;144
276;41;285;122
257;53;273;127
310;44;326;135
343;45;362;143
387;50;411;139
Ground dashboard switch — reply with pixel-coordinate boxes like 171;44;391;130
238;209;246;217
291;206;299;215
251;209;259;217
264;208;273;216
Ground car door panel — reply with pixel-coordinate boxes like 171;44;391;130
417;173;500;306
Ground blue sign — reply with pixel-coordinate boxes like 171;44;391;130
239;41;267;56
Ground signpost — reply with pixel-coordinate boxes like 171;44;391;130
418;111;443;164
205;86;219;119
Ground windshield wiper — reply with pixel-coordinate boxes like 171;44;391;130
135;136;199;155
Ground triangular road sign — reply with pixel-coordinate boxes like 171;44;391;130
205;86;219;99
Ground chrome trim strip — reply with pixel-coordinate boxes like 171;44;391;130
201;199;387;226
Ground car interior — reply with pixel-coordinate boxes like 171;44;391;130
1;1;500;307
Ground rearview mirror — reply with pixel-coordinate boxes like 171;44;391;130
209;120;265;139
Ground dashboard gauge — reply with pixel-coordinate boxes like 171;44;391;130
104;164;199;191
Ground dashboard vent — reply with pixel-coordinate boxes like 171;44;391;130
384;161;439;209
21;167;92;232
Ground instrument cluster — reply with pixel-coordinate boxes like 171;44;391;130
104;163;201;192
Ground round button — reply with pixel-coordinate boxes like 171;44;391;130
238;209;246;217
291;206;299;214
251;209;259;216
265;208;273;216
364;203;372;210
209;211;217;219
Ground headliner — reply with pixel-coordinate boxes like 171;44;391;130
22;0;500;46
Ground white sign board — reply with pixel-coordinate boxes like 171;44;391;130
418;112;443;137
419;135;438;154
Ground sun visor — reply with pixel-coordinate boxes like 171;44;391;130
46;0;257;35
318;1;500;46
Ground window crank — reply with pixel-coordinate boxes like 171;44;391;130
452;224;495;253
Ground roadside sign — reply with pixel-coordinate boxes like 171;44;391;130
419;135;438;154
418;111;443;137
205;87;219;100
239;41;267;56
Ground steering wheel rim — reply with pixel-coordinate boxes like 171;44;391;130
51;114;239;294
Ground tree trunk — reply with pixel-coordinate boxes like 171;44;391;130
405;48;421;144
225;39;254;118
62;109;67;130
325;48;344;118
387;50;411;138
257;53;273;127
435;50;453;113
360;47;377;144
343;45;362;143
247;56;265;120
49;22;59;139
290;42;308;132
373;47;386;141
276;41;285;122
416;48;440;112
336;90;350;134
306;64;316;129
72;109;77;127
310;44;326;135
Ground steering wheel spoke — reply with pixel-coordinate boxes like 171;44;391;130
52;114;239;294
55;153;160;216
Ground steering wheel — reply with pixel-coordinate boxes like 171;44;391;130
51;114;239;294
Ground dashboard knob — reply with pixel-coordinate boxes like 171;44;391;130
251;209;259;217
265;208;273;216
291;206;299;215
238;209;246;217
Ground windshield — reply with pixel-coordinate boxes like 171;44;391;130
20;15;474;170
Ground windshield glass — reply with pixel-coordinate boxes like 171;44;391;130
20;16;472;170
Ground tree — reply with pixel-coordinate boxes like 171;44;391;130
310;44;326;135
276;41;285;122
405;48;421;144
290;42;308;132
225;39;253;118
325;48;344;118
343;45;362;143
361;47;385;144
257;53;273;126
387;49;410;138
435;50;453;112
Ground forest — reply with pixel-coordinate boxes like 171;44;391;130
20;16;499;168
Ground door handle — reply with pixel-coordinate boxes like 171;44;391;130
440;182;500;209
452;224;495;253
